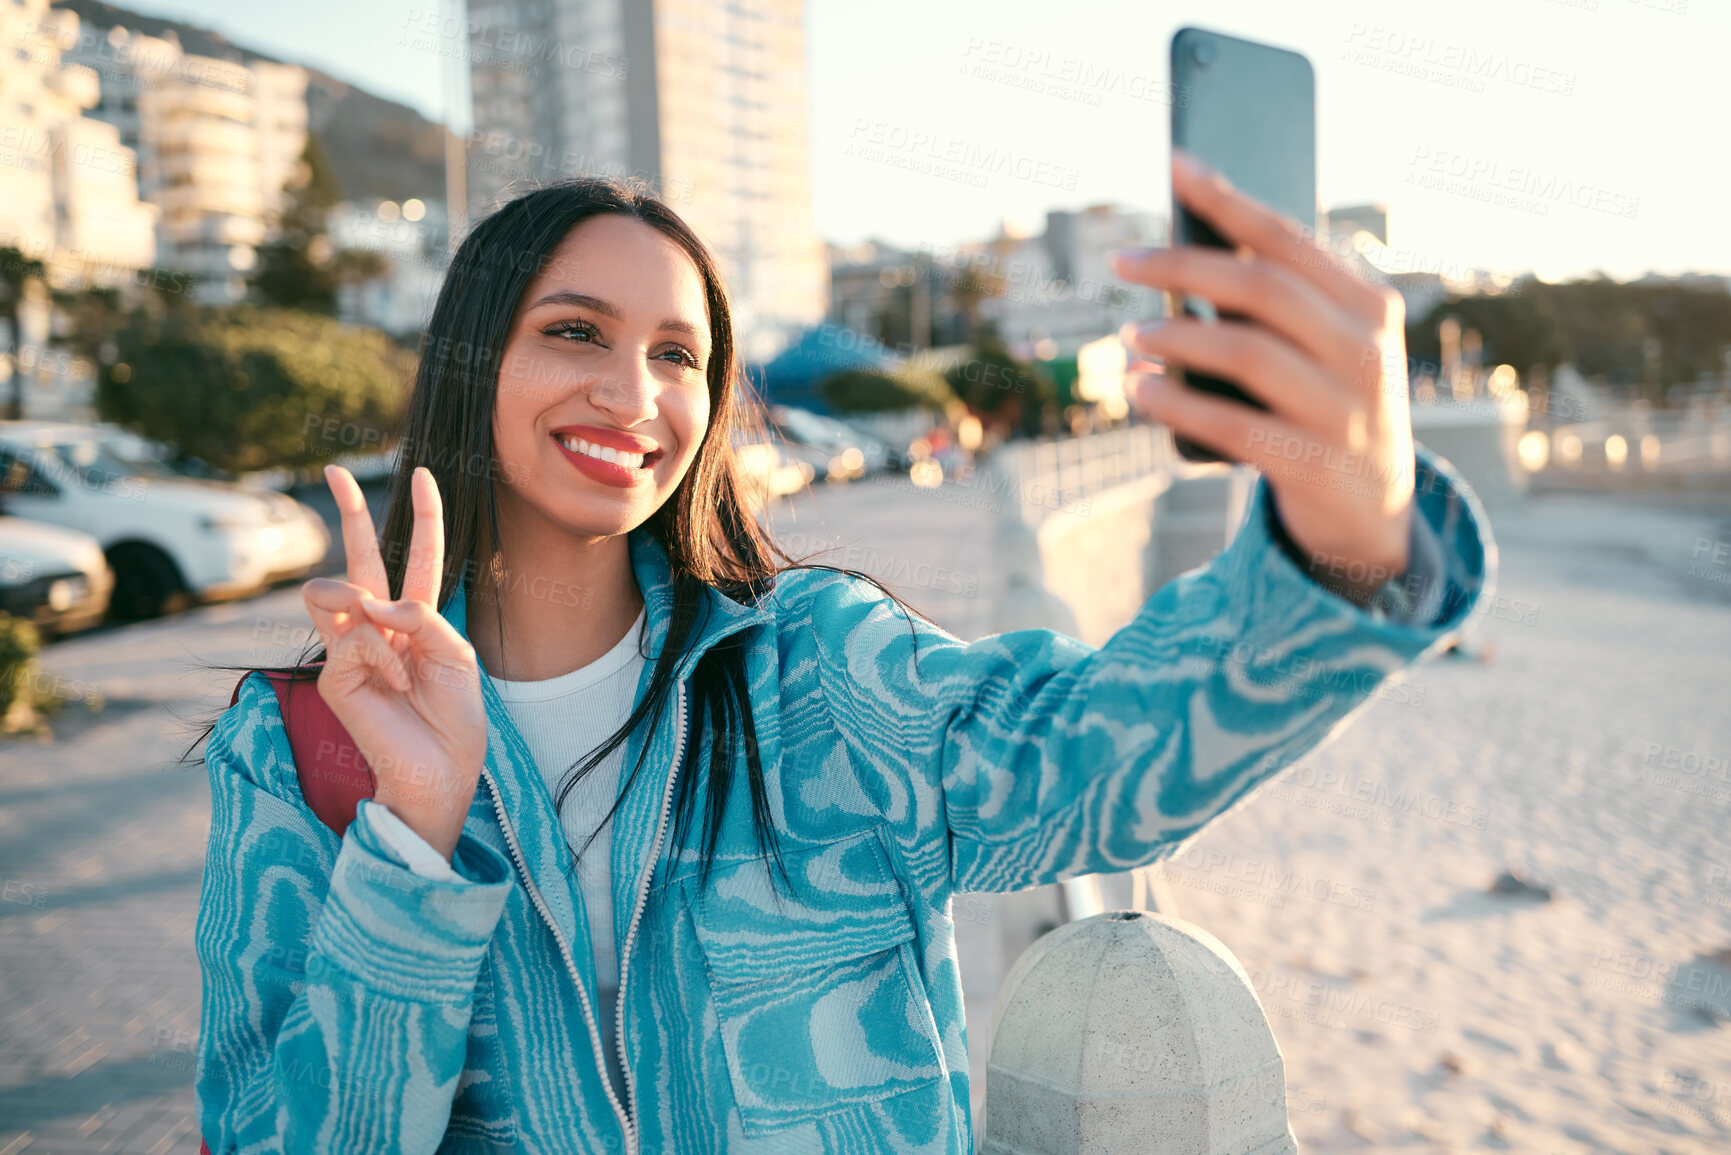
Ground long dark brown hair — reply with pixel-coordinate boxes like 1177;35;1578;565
183;176;936;895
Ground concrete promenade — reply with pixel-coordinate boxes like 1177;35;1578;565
1;469;1728;1152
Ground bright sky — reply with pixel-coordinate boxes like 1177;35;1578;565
107;0;1721;282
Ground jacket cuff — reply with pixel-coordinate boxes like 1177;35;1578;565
1222;443;1494;651
1262;473;1451;626
308;798;512;1002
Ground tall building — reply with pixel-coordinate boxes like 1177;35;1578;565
466;0;827;362
0;0;155;284
67;24;308;303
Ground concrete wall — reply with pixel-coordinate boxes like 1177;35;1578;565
1034;464;1255;647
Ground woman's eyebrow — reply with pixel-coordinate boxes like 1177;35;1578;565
528;290;704;338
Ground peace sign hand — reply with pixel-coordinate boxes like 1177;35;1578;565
301;465;487;861
1115;151;1417;606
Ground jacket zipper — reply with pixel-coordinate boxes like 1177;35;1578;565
483;677;690;1155
480;762;631;1151
613;679;689;1155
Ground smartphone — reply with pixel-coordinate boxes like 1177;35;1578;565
1168;26;1317;463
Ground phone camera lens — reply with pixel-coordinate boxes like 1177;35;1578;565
1192;41;1216;65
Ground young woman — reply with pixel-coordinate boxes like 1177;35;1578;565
193;155;1491;1154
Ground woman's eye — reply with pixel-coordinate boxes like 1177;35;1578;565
659;347;700;369
544;321;599;343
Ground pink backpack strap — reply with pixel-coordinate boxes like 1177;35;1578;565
229;668;377;836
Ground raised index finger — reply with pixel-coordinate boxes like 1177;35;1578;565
399;466;445;607
323;464;389;601
1171;150;1383;318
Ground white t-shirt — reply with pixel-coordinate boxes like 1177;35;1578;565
369;604;648;1107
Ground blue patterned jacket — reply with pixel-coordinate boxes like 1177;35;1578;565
195;445;1493;1153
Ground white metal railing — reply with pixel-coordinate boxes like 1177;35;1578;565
1538;405;1731;474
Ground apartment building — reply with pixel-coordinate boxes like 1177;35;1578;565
0;0;155;284
464;0;827;361
67;22;308;303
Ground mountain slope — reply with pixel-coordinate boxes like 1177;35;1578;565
54;0;447;202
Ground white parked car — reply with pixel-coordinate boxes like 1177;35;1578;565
0;422;331;620
0;513;114;638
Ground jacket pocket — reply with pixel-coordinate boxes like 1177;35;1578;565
687;829;945;1135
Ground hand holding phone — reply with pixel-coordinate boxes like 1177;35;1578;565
1112;29;1418;604
1165;27;1317;463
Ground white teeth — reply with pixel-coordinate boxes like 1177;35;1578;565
558;435;647;469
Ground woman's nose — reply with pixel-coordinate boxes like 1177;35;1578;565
586;353;659;426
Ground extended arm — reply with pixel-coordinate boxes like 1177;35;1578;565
809;444;1490;896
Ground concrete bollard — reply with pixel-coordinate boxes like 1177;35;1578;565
980;911;1297;1155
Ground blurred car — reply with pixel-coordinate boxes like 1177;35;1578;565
92;424;233;481
0;511;113;638
0;421;331;621
731;429;814;507
767;405;897;476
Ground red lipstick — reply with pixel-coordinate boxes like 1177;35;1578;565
550;425;663;490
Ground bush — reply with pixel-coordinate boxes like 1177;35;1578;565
943;347;1049;415
101;306;414;474
817;367;956;414
943;343;1057;438
0;612;39;732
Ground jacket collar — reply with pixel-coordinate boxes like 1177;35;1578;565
438;525;775;1005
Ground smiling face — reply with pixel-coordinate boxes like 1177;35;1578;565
491;213;715;541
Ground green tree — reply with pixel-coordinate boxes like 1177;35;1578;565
1406;276;1731;404
817;366;956;414
0;246;48;420
943;340;1056;438
101;306;413;473
250;134;346;314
